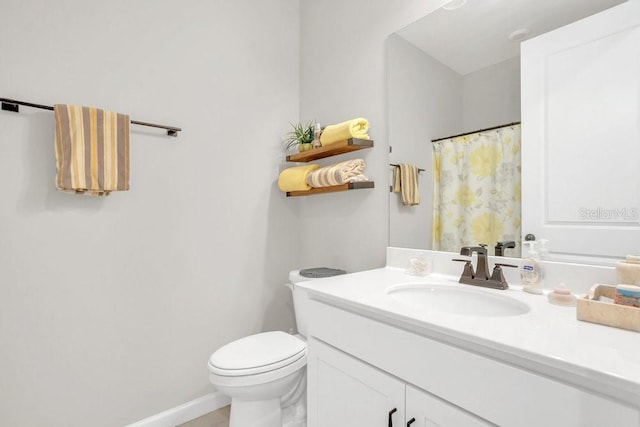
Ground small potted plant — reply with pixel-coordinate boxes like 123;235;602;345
285;121;315;152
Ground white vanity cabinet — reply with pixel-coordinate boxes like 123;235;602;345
305;298;640;427
405;385;492;427
307;337;405;427
308;337;491;427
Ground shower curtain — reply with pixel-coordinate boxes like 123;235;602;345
432;124;521;256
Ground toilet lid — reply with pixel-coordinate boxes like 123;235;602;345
208;331;306;376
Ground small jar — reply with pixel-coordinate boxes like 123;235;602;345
615;255;640;285
312;123;322;148
614;284;640;307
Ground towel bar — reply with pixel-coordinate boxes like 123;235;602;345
390;163;425;173
1;97;182;137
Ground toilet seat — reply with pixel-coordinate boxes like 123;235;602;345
208;331;307;386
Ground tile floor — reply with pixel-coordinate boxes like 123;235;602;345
177;405;230;427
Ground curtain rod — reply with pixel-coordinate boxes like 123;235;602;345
431;121;520;143
390;163;425;173
0;97;182;137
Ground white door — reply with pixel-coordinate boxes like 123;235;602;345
306;337;405;427
405;385;493;427
521;0;640;264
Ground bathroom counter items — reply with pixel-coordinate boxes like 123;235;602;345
577;284;640;332
296;248;640;409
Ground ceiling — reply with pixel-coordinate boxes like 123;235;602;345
396;0;626;75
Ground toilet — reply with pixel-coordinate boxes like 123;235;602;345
208;268;346;427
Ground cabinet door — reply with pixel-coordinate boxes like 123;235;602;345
405;385;493;427
307;337;405;427
521;0;640;264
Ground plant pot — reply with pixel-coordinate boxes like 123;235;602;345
299;143;313;152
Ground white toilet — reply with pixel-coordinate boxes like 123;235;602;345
208;268;345;427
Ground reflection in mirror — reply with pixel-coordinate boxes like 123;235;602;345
387;0;626;259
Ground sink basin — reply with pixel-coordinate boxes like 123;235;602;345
386;283;530;317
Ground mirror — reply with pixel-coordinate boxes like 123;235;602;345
388;0;627;259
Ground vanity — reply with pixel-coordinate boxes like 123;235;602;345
298;248;640;427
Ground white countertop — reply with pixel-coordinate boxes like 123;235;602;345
297;265;640;406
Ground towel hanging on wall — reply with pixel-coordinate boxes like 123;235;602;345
392;163;420;205
54;104;130;195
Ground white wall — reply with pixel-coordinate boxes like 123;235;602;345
462;57;521;132
0;1;300;426
387;34;462;249
298;0;450;271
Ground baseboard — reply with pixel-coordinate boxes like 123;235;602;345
126;392;231;427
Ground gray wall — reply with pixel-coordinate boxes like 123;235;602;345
0;1;300;426
463;57;521;132
387;34;463;249
386;35;521;251
0;0;480;425
298;0;450;271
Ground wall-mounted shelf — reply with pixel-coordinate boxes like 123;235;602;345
286;138;373;162
284;137;374;197
286;181;374;197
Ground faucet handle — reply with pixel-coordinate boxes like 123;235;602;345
452;258;474;279
489;263;518;289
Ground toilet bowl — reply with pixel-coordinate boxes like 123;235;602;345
208;268;345;427
208;331;307;427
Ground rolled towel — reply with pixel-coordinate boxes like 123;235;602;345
278;164;320;192
320;118;370;146
306;158;367;188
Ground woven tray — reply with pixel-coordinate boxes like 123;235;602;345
577;284;640;332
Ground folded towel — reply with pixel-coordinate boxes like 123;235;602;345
392;163;420;205
306;158;367;188
319;118;370;146
278;164;320;192
54;104;130;196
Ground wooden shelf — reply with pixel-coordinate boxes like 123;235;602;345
286;138;374;162
286;181;374;197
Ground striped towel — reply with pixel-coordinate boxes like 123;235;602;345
393;163;420;205
54;104;130;195
306;158;367;187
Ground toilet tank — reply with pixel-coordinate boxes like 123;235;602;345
288;268;346;337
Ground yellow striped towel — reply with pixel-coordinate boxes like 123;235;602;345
306;158;367;188
393;163;420;205
319;118;370;146
54;104;130;196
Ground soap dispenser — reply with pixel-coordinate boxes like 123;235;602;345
538;239;550;260
521;241;544;294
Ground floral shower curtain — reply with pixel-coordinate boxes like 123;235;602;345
432;124;521;256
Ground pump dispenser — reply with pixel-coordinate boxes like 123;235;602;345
538;239;550;260
521;241;544;294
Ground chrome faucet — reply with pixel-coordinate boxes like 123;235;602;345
453;244;517;290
